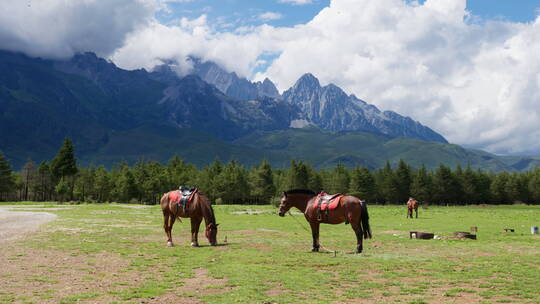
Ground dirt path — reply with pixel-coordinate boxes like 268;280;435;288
0;206;57;243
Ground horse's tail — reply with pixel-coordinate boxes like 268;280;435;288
360;200;372;239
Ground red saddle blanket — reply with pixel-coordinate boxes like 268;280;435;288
169;189;197;206
313;192;343;211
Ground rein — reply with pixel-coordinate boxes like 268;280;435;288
287;210;310;233
286;211;341;256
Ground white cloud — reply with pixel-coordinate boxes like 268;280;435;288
256;0;540;155
0;0;156;59
258;12;283;22
110;16;287;78
91;0;540;155
2;0;540;155
279;0;314;5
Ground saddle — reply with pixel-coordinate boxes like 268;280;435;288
170;186;198;216
313;192;343;222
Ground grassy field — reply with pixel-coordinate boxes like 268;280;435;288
1;203;540;304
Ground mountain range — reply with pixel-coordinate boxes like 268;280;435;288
1;49;539;171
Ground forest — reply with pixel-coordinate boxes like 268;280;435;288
1;138;540;205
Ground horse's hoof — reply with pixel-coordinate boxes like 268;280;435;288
167;241;174;247
311;247;319;252
191;242;199;247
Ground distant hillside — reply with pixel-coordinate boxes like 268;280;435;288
233;127;517;171
0;50;537;171
79;126;530;172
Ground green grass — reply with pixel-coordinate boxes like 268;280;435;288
1;203;540;303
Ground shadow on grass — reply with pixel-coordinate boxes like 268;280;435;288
196;243;229;248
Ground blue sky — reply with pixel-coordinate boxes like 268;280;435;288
159;0;540;28
159;0;331;28
465;0;540;22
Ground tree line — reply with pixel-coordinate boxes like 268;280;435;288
1;138;540;205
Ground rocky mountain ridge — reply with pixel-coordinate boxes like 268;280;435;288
188;59;447;143
189;58;280;101
282;73;447;142
4;50;506;171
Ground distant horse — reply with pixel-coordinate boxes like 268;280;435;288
160;188;218;247
406;197;418;218
278;189;372;253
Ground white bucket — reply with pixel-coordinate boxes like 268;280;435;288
532;226;539;235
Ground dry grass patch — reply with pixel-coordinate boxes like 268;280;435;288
0;245;138;303
142;268;234;304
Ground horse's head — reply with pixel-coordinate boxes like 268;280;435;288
278;191;292;217
205;223;219;246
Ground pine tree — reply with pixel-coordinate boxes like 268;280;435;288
94;166;112;202
51;138;78;201
215;161;249;204
166;156;197;190
272;169;288;200
528;169;540;204
379;161;399;204
475;169;492;204
74;167;96;202
453;165;465;204
0;152;15;201
12;173;23;201
21;159;36;201
250;160;276;204
114;165;139;203
307;166;323;193
349;166;376;201
285;160;309;190
505;172;527;203
142;161;166;204
394;159;412;203
132;160;149;202
51;138;78;179
55;177;70;202
490;171;509;204
36;162;53;201
327;163;350;194
459;165;478;204
410;165;432;203
196;159;223;201
432;165;460;204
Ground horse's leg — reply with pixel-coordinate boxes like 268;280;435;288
190;216;202;247
415;207;418;218
309;221;320;252
168;214;177;247
349;210;364;253
163;209;174;247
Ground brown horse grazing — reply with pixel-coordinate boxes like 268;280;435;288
160;189;218;247
406;197;418;218
278;189;372;253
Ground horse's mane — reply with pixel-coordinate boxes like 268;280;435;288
207;202;216;225
284;189;316;195
197;193;216;225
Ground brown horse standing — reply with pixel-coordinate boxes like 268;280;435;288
278;189;372;253
160;189;218;247
406;197;418;218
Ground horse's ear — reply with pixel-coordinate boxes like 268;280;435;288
283;191;287;197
